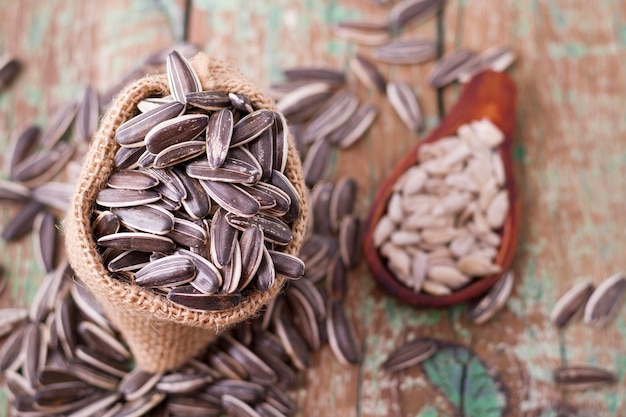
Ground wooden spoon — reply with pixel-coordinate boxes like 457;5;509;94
363;70;519;308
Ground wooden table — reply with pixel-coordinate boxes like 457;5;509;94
1;1;626;416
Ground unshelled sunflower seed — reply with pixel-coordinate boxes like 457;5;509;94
583;273;626;327
382;337;437;372
550;281;594;328
166;50;202;103
386;81;423;132
333;21;390;45
388;0;443;31
372;38;437;65
467;270;514;324
553;365;616;391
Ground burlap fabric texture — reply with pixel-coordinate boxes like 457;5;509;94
64;53;308;373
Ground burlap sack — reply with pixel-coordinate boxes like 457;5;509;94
64;53;308;372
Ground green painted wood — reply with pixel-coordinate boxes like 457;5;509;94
0;1;625;415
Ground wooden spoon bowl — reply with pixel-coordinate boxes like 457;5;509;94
363;71;519;308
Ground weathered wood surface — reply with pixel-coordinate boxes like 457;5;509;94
1;0;626;416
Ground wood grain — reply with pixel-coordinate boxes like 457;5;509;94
1;0;626;416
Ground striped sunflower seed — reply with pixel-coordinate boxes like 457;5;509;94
187;158;261;184
388;0;443;31
153;140;206;169
239;225;265;289
118;368;162;401
185;90;232;111
107;170;159;190
372;38;437;65
302;137;332;188
467;270;514;325
268;250;305;280
166;50;202;103
0;55;21;90
553;365;616;391
427;49;479;88
96;188;161;208
12;142;74;188
107;250;151;273
7;125;40;176
302;90;359;144
97;232;176;253
333;21;391;45
40;101;78;149
583;273;626;327
210;208;238;268
271;112;289;173
231;109;275;146
327;300;361;365
226;212;292;246
386;81;423;132
201;180;261;217
206;108;234;168
0;180;31;203
273;300;310;371
112;204;174;235
275;82;332;122
269;170;300;224
550;281;594;328
115;101;185;148
177;249;222;294
144;114;209;155
2;200;44;242
167;286;242;311
134;254;197;287
75;85;99;142
34;212;57;272
283;67;345;86
350;54;386;93
382;337;437;372
92;210;120;239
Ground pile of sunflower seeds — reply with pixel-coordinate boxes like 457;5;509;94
372;119;509;295
94;50;305;311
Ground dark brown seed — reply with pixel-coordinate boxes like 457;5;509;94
33;380;97;407
268;250;304;280
327;299;361;365
220;335;277;385
68;361;121;390
115;391;166;417
273;300;310;370
427;49;479;88
239;225;265;289
75;85;99;142
387;81;424;132
206;108;234;168
65;392;121;417
56;297;78;360
155;373;212;394
77;321;131;362
389;0;443;31
166;50;202;103
40;101;78;149
145;114;209;154
253;246;275;292
248;124;274;181
275;82;333;122
7;125;40;176
107;250;151;272
330;177;358;231
93;210;120;239
584;273;626;327
0;323;26;372
167;217;208;248
167;286;242;311
134;254;197;287
74;345;130;378
112;204;174;235
223;394;263;417
177;170;211;219
221;240;242;293
311;181;334;235
208;346;250;380
96;188;161;208
229;92;254;113
329;102;378;149
116;101;186;148
244;184;278;210
333;21;391;45
166;394;222;416
201;180;261;217
146;168;186;201
553;365;616;390
250;346;296;390
178;249;222;294
187;158;261;184
208;380;265;404
210;208;238;268
339;215;362;267
108;170;159;190
350;54;386;92
0;308;28;339
467;271;515;325
2;200;43;241
231;109;275;146
97;232;176;253
119;368;162;401
286;287;320;350
255;183;291;216
12;142;74;187
34;211;57;272
269;170;300;223
372;38;437;65
271;112;289;173
550;281;594;328
0;55;21;90
0;180;31;203
265;385;297;416
382;337;437;372
226;212;292;246
153;140;206;169
302;137;332;187
115;146;145;170
284;67;345;86
186;90;232;110
326;256;347;300
303;90;359;143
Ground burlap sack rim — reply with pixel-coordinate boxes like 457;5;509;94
65;53;308;331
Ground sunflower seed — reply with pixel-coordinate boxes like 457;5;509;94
222;240;243;293
220;335;277;385
137;96;174;113
269;170;300;223
96;188;161;208
330;101;378;147
112;204;174;235
339;215;361;268
251;246;275;292
166;394;222;416
0;308;27;338
147;167;186;201
118;368;162;401
427;49;479;88
0;55;21;90
239;225;265;289
74;345;130;378
250;345;296;390
116;101;186;148
382;337;437;371
256;402;290;417
107;170;158;190
0;180;31;203
12;142;74;187
68;361;120;390
303;90;359;143
7;125;40;176
226;212;292;246
75;86;99;142
389;0;443;31
2;200;44;241
0;323;26;372
231;109;275;146
372;38;437;64
202;108;234;169
550;281;594;328
186;90;232;111
107;250;151;272
115;146;145;169
553;365;616;391
66;392;121;417
187;158;261;184
145;114;209;154
268;251;304;280
134;254;197;287
333;21;390;45
155;372;212;393
77;320;131;362
276;82;333;121
468;270;515;324
201;180;261;218
166;50;202;103
93;210;120;239
97;232;176;253
327;300;361;365
34;212;57;272
286;287;321;350
153;140;206;169
273;300;310;370
386;81;423;132
33;380;97;407
311;181;334;235
271;112;289;173
115;391;166;417
302;137;332;187
584;273;626;327
167;286;242;311
249;126;274;182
